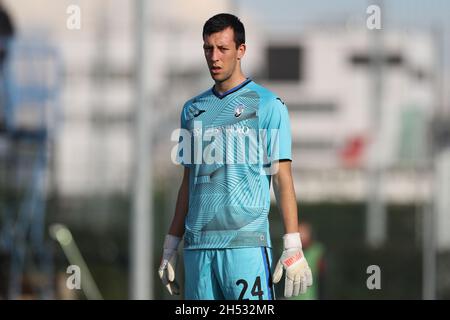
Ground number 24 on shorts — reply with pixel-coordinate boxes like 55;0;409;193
236;276;265;300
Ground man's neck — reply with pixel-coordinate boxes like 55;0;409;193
214;74;247;95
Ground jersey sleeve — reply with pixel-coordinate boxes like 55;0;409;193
259;97;292;164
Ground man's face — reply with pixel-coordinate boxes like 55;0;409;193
203;27;245;83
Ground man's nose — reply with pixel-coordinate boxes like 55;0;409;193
210;48;220;62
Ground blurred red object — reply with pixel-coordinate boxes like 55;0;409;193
340;135;366;168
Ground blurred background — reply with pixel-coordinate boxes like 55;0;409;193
0;0;449;300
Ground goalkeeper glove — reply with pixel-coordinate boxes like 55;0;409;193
158;234;181;295
273;232;313;297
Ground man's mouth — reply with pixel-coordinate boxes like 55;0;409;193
210;66;221;73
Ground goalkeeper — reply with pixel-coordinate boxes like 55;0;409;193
159;13;312;300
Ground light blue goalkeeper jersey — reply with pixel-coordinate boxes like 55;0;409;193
177;79;292;249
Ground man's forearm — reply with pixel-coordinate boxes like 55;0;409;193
159;170;188;296
272;161;299;234
272;162;313;297
168;168;190;238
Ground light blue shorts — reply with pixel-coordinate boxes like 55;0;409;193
184;247;275;300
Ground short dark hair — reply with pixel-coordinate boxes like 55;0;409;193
203;13;245;48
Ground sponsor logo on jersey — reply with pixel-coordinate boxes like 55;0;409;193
234;105;245;117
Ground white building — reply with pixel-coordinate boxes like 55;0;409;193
260;25;436;170
256;25;437;203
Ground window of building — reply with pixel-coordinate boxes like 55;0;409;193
267;46;302;81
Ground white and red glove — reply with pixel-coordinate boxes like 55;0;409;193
273;232;313;297
158;234;181;295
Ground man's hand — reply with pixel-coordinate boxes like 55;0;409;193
158;234;181;295
273;232;313;297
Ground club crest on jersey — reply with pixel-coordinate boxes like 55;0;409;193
234;105;245;118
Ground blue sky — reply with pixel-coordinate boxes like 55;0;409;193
238;0;450;31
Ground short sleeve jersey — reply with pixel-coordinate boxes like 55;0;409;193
177;79;292;249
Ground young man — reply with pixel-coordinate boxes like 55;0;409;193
159;13;312;300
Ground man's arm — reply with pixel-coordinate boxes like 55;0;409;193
158;167;189;295
272;160;313;297
272;160;298;234
168;167;190;237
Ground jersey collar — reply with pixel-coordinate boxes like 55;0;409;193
212;78;252;99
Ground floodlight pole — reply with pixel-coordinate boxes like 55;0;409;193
131;0;152;300
422;25;445;301
366;0;387;248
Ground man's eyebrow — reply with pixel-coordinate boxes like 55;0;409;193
203;43;230;49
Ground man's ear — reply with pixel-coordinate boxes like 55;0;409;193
237;43;246;60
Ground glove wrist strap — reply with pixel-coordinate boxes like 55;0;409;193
283;232;302;250
164;234;181;251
